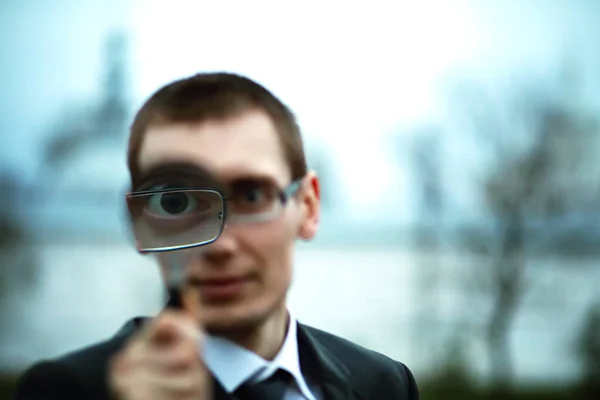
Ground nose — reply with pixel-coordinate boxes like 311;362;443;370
202;224;238;265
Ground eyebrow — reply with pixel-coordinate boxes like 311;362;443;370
132;161;221;191
134;160;284;192
222;174;281;187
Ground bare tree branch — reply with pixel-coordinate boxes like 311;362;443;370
445;65;600;398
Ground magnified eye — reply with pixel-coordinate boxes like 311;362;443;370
146;191;211;217
149;192;194;215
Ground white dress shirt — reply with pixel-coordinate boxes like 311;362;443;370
201;311;322;400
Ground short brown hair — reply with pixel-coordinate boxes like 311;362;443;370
128;72;307;186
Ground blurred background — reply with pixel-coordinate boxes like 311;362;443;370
1;0;600;399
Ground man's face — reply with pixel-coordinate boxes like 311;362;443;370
136;109;320;334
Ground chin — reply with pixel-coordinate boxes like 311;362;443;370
200;297;286;337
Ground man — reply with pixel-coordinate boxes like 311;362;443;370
15;72;419;399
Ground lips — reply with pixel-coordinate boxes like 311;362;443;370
191;276;252;300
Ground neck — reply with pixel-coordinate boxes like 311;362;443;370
223;303;289;361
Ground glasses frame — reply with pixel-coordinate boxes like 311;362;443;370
125;178;303;253
227;178;302;224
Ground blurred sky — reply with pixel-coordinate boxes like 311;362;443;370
1;0;600;222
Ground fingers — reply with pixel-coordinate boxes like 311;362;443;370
130;339;200;373
109;311;207;400
112;378;206;400
112;358;206;397
126;312;202;370
140;311;201;346
141;369;206;394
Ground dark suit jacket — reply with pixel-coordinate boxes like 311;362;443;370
14;317;419;400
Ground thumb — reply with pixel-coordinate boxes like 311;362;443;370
148;312;201;348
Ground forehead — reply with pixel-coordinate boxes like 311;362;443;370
138;109;290;184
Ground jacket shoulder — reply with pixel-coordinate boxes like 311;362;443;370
57;331;129;371
14;360;85;400
302;324;419;399
15;319;141;400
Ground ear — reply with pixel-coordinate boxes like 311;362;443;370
297;171;320;240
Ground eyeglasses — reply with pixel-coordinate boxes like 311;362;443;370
126;179;303;253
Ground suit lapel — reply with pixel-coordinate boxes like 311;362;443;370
296;323;362;400
211;378;231;400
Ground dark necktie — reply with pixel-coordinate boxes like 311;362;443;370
234;369;292;400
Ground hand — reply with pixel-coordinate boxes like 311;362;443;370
109;311;208;400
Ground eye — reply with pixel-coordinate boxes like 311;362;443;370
147;192;208;216
228;185;278;215
240;187;266;205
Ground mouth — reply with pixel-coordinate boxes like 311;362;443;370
190;276;253;300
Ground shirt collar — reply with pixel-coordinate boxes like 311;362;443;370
201;311;316;400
